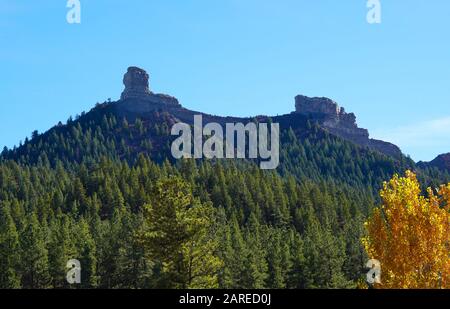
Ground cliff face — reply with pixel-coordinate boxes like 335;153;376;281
295;95;403;159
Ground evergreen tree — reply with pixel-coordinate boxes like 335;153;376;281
0;203;21;288
47;214;77;288
75;218;98;288
141;177;223;288
19;213;51;288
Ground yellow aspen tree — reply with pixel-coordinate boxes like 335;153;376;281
362;171;450;288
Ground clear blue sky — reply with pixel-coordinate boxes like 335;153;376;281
1;0;450;161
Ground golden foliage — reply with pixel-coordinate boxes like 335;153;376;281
362;171;450;288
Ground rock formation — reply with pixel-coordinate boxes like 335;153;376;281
295;95;342;117
121;67;152;100
294;95;402;159
119;66;181;111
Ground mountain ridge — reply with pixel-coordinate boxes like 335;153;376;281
2;66;447;177
115;67;403;160
418;153;450;172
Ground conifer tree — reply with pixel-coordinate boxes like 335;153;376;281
47;215;77;288
75;218;98;288
19;213;51;288
0;203;21;288
141;177;223;288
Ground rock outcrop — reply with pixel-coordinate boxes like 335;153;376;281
121;67;152;100
295;95;342;117
294;95;402;159
119;67;181;111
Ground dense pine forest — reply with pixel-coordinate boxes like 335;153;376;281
1;102;449;289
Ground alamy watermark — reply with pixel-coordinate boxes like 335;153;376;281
65;1;381;25
66;259;81;284
367;0;382;24
67;0;81;24
171;115;280;170
366;259;382;285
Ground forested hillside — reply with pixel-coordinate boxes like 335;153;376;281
1;100;449;289
0;156;370;288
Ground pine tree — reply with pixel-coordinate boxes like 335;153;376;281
0;203;21;288
266;230;286;288
287;230;306;289
47;214;77;288
141;177;223;288
75;218;98;288
19;213;51;288
217;222;236;289
116;211;152;288
243;214;268;288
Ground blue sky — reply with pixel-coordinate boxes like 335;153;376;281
1;0;450;161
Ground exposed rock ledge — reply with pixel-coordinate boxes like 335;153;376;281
295;95;402;159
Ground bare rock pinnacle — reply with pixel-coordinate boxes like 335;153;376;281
121;67;152;100
118;67;181;112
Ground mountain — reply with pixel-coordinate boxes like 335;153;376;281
1;66;449;289
1;67;420;191
6;66;450;191
418;153;450;172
